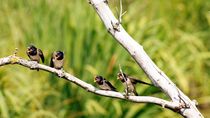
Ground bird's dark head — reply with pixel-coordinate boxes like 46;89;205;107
117;72;127;82
27;45;37;55
94;75;104;85
55;51;64;60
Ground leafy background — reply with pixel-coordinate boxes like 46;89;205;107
0;0;209;117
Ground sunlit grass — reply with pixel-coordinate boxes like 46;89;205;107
0;0;209;117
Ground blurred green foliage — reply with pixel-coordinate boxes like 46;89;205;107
0;0;209;117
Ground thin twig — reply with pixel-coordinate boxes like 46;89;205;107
119;64;128;97
118;0;126;23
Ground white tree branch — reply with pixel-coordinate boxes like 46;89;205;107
0;55;179;110
88;0;203;117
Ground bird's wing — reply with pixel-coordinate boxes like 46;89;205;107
38;49;45;63
130;77;153;86
50;53;54;68
133;89;138;96
105;80;116;91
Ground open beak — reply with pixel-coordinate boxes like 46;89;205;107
94;76;96;82
117;75;120;80
27;47;31;52
117;73;120;79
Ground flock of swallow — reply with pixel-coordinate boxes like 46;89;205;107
94;73;153;96
26;45;64;70
26;45;153;96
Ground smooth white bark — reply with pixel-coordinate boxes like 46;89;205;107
88;0;203;117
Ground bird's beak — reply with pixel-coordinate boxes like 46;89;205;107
27;47;30;51
117;73;120;79
94;76;96;82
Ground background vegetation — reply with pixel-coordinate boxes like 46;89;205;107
0;0;209;117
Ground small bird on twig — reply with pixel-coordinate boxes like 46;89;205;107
50;51;64;70
117;72;153;96
26;45;44;63
94;75;117;91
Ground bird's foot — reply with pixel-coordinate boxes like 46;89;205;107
57;69;65;78
30;61;39;70
123;92;129;99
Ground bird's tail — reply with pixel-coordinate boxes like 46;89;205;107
133;79;154;86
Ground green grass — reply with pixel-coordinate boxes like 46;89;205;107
0;0;209;117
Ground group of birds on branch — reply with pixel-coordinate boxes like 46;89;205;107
26;45;64;70
94;72;154;96
26;45;153;96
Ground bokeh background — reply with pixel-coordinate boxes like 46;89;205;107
0;0;209;117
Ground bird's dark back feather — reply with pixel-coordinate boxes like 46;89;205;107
50;53;54;68
38;49;44;63
105;80;116;91
130;77;153;86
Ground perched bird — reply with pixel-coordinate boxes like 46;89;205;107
50;51;64;69
117;72;153;96
94;75;117;91
26;45;44;63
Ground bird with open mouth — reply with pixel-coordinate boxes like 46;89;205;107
26;45;44;63
26;45;45;71
94;75;117;91
117;72;153;96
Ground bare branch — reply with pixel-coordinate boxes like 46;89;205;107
0;55;179;110
88;0;203;117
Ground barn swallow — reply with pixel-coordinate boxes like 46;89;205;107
26;45;44;63
94;75;117;91
117;72;153;96
50;51;64;69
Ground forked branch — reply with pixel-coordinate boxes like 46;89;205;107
0;0;203;117
88;0;203;117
